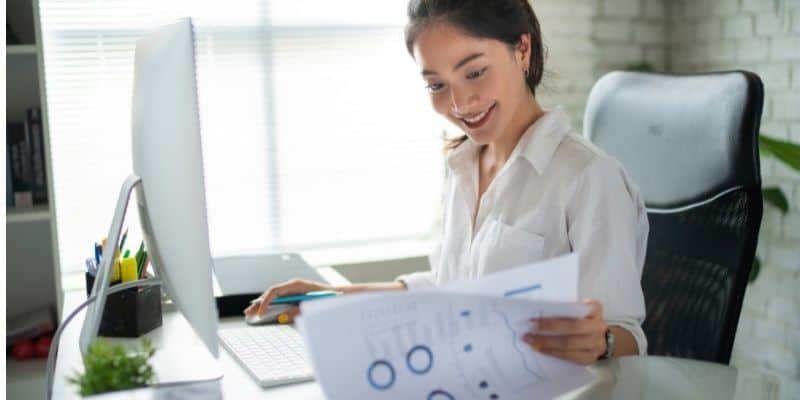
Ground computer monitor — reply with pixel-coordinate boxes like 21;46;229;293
79;18;219;359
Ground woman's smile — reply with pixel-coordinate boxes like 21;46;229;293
456;102;497;130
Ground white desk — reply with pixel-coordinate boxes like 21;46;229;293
53;267;348;399
53;267;780;399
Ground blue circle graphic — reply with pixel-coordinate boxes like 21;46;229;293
406;345;434;375
427;389;455;400
367;360;395;391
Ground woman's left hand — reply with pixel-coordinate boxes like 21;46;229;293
522;299;608;365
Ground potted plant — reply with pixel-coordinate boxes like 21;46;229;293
68;338;156;396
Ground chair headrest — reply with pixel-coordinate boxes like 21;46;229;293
584;71;763;209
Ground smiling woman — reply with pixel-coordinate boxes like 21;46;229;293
394;0;649;365
250;0;651;367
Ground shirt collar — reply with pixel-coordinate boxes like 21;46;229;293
445;107;573;175
517;107;572;175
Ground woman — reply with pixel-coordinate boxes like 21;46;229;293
245;0;648;364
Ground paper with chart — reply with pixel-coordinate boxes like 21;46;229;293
297;254;597;399
441;253;580;301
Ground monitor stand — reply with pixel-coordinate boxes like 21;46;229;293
80;174;142;355
77;174;223;385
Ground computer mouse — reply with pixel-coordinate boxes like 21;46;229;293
245;303;293;326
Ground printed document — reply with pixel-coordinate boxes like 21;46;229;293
298;254;596;399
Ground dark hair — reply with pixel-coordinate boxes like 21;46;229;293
405;0;546;151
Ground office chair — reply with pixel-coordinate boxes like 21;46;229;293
584;71;764;364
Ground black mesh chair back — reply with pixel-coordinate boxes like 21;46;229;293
584;71;764;364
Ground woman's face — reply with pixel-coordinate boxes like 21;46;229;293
412;23;531;146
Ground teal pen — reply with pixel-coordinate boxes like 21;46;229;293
251;290;339;305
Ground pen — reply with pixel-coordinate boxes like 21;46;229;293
250;290;339;305
135;241;145;276
136;252;143;277
138;252;149;279
119;228;129;253
85;257;97;276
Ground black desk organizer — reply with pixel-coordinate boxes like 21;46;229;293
85;273;163;338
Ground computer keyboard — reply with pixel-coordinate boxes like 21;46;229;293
219;325;315;388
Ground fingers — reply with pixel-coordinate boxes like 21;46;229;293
530;298;604;335
243;278;330;316
523;332;605;357
533;317;606;336
523;332;606;364
523;332;603;352
523;298;607;364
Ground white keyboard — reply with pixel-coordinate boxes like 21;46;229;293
219;325;315;388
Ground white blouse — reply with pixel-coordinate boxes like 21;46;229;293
398;108;649;354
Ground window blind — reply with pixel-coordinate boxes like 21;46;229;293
39;0;446;274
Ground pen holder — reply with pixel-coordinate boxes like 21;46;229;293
85;273;163;338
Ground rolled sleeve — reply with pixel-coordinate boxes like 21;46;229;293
608;317;649;356
395;270;436;289
566;155;649;355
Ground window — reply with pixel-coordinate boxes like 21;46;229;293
40;0;446;275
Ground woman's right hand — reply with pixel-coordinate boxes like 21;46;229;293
243;278;333;322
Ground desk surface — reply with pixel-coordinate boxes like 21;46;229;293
54;268;780;400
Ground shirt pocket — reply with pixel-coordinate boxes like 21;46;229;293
478;218;545;275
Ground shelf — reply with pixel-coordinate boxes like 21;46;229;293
6;44;38;56
6;206;51;223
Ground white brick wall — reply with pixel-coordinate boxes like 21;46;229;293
534;1;601;130
772;36;800;61
756;12;784;36
533;0;670;130
602;0;642;18
634;21;667;44
595;18;633;42
786;212;800;240
668;2;800;399
644;0;666;19
528;1;799;398
698;18;724;39
595;0;669;74
724;15;756;38
742;0;777;13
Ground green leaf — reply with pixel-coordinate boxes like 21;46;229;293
762;187;789;214
749;256;761;283
760;134;800;172
68;338;156;396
